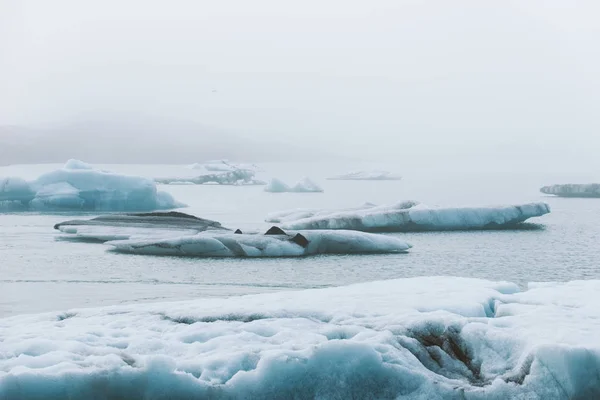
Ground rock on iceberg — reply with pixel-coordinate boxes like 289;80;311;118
264;177;323;193
327;170;402;180
156;170;265;186
541;183;600;198
268;201;550;232
1;277;599;399
0;160;184;212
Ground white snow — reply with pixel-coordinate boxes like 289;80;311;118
1;277;599;399
264;177;323;193
541;183;600;198
0;160;185;211
327;170;402;180
106;230;412;257
269;201;550;232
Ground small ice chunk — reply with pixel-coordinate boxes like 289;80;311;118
327;170;402;180
264;177;323;193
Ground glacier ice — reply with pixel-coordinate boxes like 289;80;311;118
106;229;412;257
327;170;402;180
268;201;550;232
1;277;600;399
54;212;227;242
0;160;185;212
264;177;323;193
541;183;600;198
54;212;411;256
156;170;265;186
0;177;35;203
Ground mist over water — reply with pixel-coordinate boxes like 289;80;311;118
1;0;600;169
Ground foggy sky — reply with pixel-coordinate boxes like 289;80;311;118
1;0;599;166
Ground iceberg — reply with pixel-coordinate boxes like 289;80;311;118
541;183;600;198
327;170;402;180
1;277;599;399
0;177;35;203
156;170;265;186
107;229;411;257
268;201;550;232
54;213;411;256
0;160;184;212
264;177;323;193
54;211;227;242
188;160;261;172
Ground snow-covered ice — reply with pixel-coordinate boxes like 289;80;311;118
156;170;265;186
541;183;600;198
327;170;402;180
1;277;599;399
107;229;412;257
264;177;323;193
268;201;550;232
0;160;184;212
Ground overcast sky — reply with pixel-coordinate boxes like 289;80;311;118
1;0;599;165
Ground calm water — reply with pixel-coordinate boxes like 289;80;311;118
1;162;598;317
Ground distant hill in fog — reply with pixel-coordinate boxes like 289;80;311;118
0;117;334;165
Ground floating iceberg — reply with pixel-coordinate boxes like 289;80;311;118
0;177;35;203
188;160;261;172
1;277;599;399
268;201;550;232
264;177;323;193
327;170;402;180
107;229;411;257
54;212;411;256
541;183;600;198
54;212;226;242
0;160;184;212
156;170;265;186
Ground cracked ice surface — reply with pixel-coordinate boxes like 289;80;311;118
1;277;599;399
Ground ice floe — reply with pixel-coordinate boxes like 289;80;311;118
327;170;402;180
106;229;411;257
268;201;550;232
264;177;323;193
54;212;227;242
54;213;411;256
0;160;184;212
540;183;600;198
187;160;261;172
156;170;265;186
1;277;598;398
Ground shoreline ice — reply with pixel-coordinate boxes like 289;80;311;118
1;277;598;399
